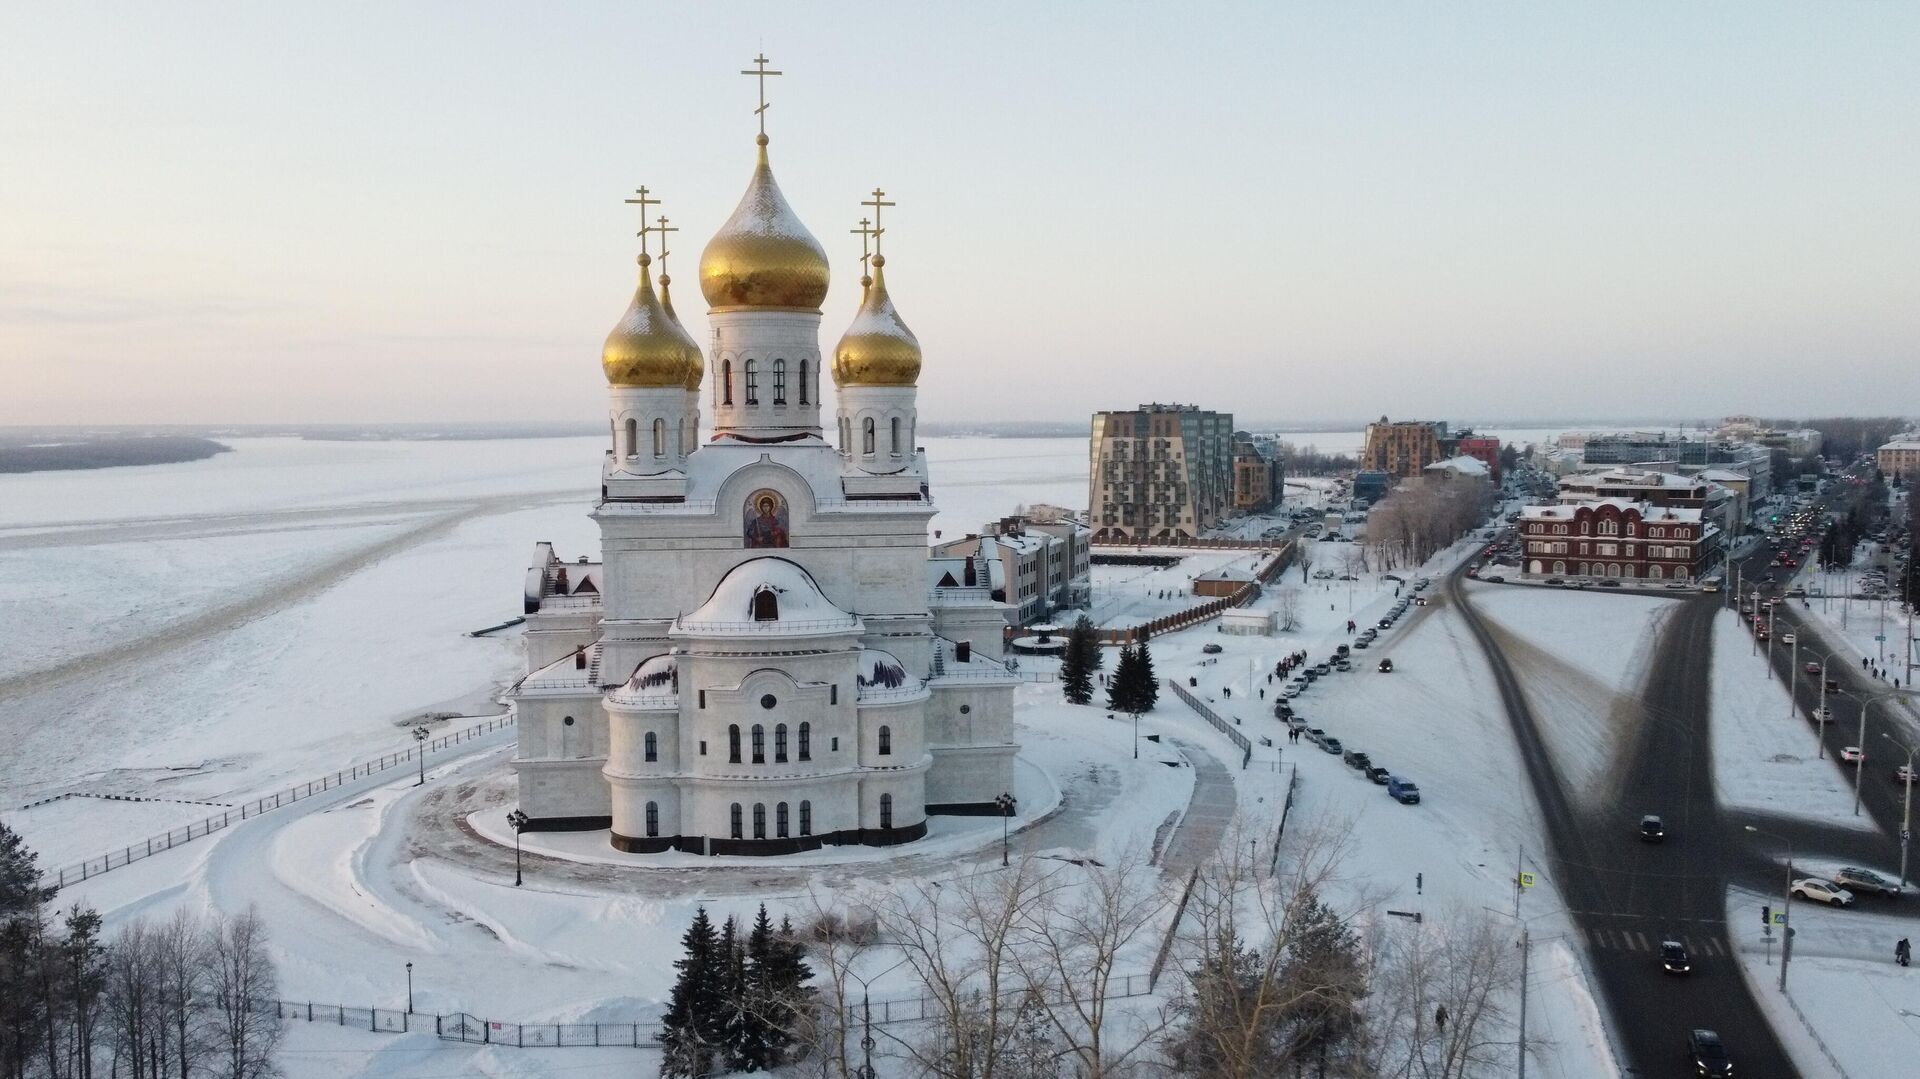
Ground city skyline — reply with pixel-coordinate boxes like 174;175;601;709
3;2;1916;427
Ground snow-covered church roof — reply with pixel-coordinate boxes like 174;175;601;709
676;557;859;635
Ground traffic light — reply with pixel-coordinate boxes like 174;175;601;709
1761;904;1771;927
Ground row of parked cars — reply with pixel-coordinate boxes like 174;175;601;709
1275;712;1422;804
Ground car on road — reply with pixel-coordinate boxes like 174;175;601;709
1659;939;1692;974
1781;632;1796;645
1639;815;1666;843
1202;643;1223;654
1833;867;1901;898
1387;776;1421;804
1366;766;1391;784
1334;660;1352;672
1805;661;1822;674
1664;581;1687;590
1377;618;1393;629
1544;577;1565;585
1842;746;1867;763
1483;574;1507;583
1343;750;1371;770
1896;765;1919;784
1305;727;1327;745
1686;1029;1733;1076
1414;596;1429;605
1599;579;1622;587
1321;737;1343;755
1377;658;1394;673
1790;877;1855;906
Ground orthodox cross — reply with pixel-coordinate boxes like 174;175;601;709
624;186;660;257
861;188;895;256
654;215;679;272
850;216;877;279
741;53;782;136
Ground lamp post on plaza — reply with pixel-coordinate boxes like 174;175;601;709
846;957;910;1079
994;792;1016;867
412;725;430;785
1809;649;1842;759
1879;732;1917;889
405;962;414;1014
1856;692;1903;816
507;809;528;886
1745;825;1795;992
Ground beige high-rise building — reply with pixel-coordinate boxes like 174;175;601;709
1361;417;1448;478
1089;404;1233;542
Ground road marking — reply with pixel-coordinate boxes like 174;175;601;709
1631;931;1649;952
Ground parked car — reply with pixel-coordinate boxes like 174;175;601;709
1305;728;1327;745
1483;574;1507;583
1378;618;1393;629
1639;815;1665;843
1599;579;1622;588
1334;660;1353;672
1343;750;1371;770
1366;766;1391;784
1685;1029;1733;1076
1387;776;1421;804
1352;639;1370;650
1202;643;1224;654
1544;577;1565;585
1790;877;1855;906
1321;737;1343;755
1413;596;1429;605
1659;939;1692;975
1378;658;1394;673
1832;867;1901;898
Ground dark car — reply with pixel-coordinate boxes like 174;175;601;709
1366;765;1391;784
1378;658;1394;673
1343;750;1371;770
1659;939;1691;975
1599;579;1622;588
1686;1029;1732;1076
1639;815;1665;843
1378;618;1393;629
1388;776;1421;804
1544;577;1565;585
1202;643;1223;654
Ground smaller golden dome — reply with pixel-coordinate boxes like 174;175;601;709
833;255;921;387
658;272;705;392
603;255;703;389
699;138;831;311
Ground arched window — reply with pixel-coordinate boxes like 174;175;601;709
774;723;788;763
752;587;779;621
879;793;894;830
863;418;876;455
1553;561;1566;575
644;732;658;763
728;724;741;764
649;418;664;457
776;802;790;839
645;801;659;838
878;725;892;756
730;803;743;840
798;721;811;761
745;360;759;404
722;360;733;405
751;724;765;764
890;416;902;456
752;803;767;840
798;360;810;404
799;800;812;836
839;416;850;449
623;418;638;458
1648;564;1664;579
773;359;787;404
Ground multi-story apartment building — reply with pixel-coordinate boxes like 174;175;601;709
1519;499;1717;581
1716;416;1824;457
1451;434;1503;482
932;512;1091;625
1231;433;1283;513
1090;404;1234;542
1877;439;1920;480
1361;417;1448;479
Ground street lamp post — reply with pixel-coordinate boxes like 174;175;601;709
412;726;430;785
1879;733;1916;889
406;962;414;1014
1810;649;1842;760
994;792;1016;867
1853;693;1902;816
1745;825;1794;992
1785;634;1800;714
507;808;528;886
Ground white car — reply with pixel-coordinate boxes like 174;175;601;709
1842;746;1867;763
1791;877;1855;907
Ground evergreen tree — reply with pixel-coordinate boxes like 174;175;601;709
1276;892;1369;1068
661;906;725;1078
1106;643;1140;713
716;914;751;1071
1134;627;1159;711
0;822;50;920
0;823;49;1079
1060;616;1098;705
763;915;815;1067
1164;925;1281;1076
736;906;778;1071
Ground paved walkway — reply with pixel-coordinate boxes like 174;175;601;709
1156;737;1237;877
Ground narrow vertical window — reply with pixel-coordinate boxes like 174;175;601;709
728;724;741;764
722;360;733;405
745;360;759;404
624;418;638;457
645;801;659;838
775;723;788;763
879;793;893;830
863;418;875;454
751;724;765;764
753;803;767;840
773;358;787;404
799;360;810;404
730;803;743;840
652;418;666;457
776;802;790;839
798;721;811;761
644;732;658;763
752;587;779;621
799;800;812;836
878;725;892;756
890;416;902;456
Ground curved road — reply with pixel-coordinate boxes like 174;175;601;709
1447;565;1797;1076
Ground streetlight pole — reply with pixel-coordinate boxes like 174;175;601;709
507;809;528;886
1880;733;1916;889
405;962;414;1014
995;792;1015;867
1786;635;1800;717
412;726;430;785
1745;825;1794;992
1811;649;1840;760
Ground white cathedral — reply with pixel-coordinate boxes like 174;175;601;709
507;94;1020;856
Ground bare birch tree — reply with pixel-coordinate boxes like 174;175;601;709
206;908;279;1079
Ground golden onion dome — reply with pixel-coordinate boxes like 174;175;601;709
602;254;702;388
699;136;831;311
832;255;921;387
658;271;705;392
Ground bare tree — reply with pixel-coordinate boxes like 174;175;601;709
103;921;159;1079
1360;908;1519;1078
1274;587;1302;632
153;910;210;1079
206;908;279;1079
786;889;877;1079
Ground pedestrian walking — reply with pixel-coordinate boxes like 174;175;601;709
1434;1004;1448;1032
1897;937;1911;967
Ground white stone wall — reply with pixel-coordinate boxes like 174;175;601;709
707;310;825;439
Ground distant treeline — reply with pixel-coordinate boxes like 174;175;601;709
0;435;230;473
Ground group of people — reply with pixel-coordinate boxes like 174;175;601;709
1862;655;1908;689
1273;651;1310;679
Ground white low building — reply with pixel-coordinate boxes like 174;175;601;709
509;119;1018;856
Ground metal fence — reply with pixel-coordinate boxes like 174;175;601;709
1166;680;1253;769
1268;766;1298;878
38;715;515;894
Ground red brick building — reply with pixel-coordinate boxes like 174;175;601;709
1518;499;1716;581
1452;435;1502;482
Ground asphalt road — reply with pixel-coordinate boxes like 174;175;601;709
1448;564;1798;1077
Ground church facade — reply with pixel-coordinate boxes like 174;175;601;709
507;88;1019;856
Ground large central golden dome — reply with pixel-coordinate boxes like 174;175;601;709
833;255;921;387
699;137;830;311
603;255;702;388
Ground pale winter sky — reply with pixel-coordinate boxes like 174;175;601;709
2;2;1916;427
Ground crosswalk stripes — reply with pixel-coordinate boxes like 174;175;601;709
1583;928;1725;956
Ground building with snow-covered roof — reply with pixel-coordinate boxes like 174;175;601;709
1424;454;1490;480
1877;440;1920;480
507;102;1017;856
931;513;1091;625
1555;466;1740;539
1519;499;1717;581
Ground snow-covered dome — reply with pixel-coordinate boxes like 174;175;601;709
856;648;910;689
698;137;830;312
832;255;921;387
679;557;856;632
607;653;678;706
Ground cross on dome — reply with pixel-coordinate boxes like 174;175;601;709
850;216;877;286
625;186;661;260
861;188;895;257
741;52;783;139
654;215;679;269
